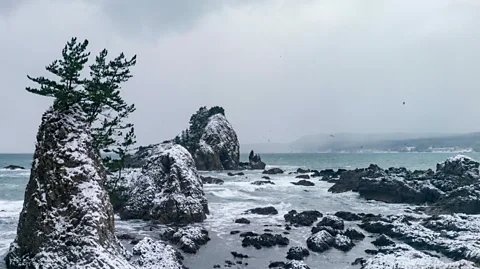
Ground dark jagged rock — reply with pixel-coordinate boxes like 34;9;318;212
297;168;311;174
434;184;480;214
248;150;266;170
306;230;335;253
235;218;251;224
371;234;395;247
333;234;355;251
251;180;275;185
246;206;278;215
317;215;345;230
286;246;310;260
291;180;315;186
3;165;25;170
231;251;249;259
343;228;365;241
262;176;271;179
242;233;289;249
117;143;209;224
4;106;135;269
131;237;186;269
284;261;311;269
159;226;210;254
201;176;224;185
230;231;241;235
334;211;362;221
263;168;285;175
365;249;379;255
227;172;244;176
284;210;323;226
295;174;310;179
269;261;286;268
432;155;480;192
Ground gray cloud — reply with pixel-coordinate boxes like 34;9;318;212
1;0;480;152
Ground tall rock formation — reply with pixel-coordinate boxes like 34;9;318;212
5;106;134;269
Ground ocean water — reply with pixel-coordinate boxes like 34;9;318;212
1;152;479;268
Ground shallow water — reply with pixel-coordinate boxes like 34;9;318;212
1;153;478;268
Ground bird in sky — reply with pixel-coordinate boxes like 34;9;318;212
403;101;406;105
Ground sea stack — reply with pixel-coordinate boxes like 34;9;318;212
5;105;134;269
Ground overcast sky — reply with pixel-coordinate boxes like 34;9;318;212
1;0;480;152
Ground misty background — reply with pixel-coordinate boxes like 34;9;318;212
0;0;479;153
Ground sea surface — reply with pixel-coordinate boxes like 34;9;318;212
1;152;479;269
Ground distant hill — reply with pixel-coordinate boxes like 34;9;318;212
241;132;480;153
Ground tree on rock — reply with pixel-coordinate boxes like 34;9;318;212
25;37;137;180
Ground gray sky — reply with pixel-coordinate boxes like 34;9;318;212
1;0;480;153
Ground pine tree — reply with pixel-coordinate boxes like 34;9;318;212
26;37;137;181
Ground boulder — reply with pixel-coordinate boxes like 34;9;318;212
334;211;362;221
231;251;249;259
284;210;323;226
5;106;134;269
3;165;25;170
333;234;355;251
159;227;210;254
262;176;271;179
343;228;365;241
286;246;310;260
284;261;310;269
263;168;284;175
235;218;251;224
227;172;244;176
432;155;480;192
371;234;395;247
201;176;224;185
295;174;310;179
306;230;335;253
311;225;339;236
191;114;240;170
242;233;289;249
118;144;209;224
296;168;311;174
251;180;275;185
130;237;186;269
246;206;278;215
291;180;315;186
317;215;345;230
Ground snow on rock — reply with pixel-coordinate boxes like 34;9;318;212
118;144;209;224
306;230;335;253
131;237;186;269
362;244;476;269
4;105;134;269
333;234;355;251
284;260;311;269
192;114;240;170
159;226;210;254
124;142;174;168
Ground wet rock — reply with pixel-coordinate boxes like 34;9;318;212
131;237;186;269
434;184;480;214
334;211;362;221
269;261;286;268
240;231;258;237
4;106;135;269
159;226;210;254
317;215;345;230
249;150;267;170
284;210;323;226
432;155;480;192
262;176;271;179
333;234;355;252
117;233;137;241
285;261;311;269
263;168;285;175
201;176;224;185
351;257;366;266
371;234;395;247
297;168;311;174
307;230;335;253
365;249;379;255
343;228;365;241
3;165;25;170
311;225;339;236
286;246;310;260
291;180;315;186
242;233;289;249
251;180;275;185
246;206;278;215
231;251;249;259
235;218;251;224
228;172;245;176
295;174;311;179
230;231;241;235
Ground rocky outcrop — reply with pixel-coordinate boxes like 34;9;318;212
4;106;134;269
284;210;323;226
190;113;239;170
201;176;224;185
306;230;334;253
242;233;289;249
263;168;284;175
130;237;186;269
246;206;278;215
117;144;209;224
3;165;25;170
249;150;266;169
159;227;210;254
124;143;172;168
328;155;480;213
286;246;310;260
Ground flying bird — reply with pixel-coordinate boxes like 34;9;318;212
403;102;406;105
